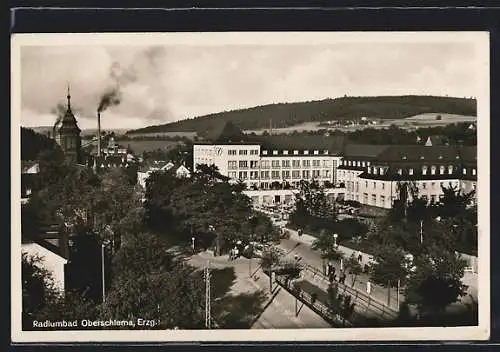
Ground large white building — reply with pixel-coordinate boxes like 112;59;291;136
193;122;344;190
194;122;477;210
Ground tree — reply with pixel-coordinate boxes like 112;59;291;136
327;282;355;327
405;246;468;315
369;243;412;289
439;184;475;219
344;254;363;287
100;232;205;329
311;231;344;264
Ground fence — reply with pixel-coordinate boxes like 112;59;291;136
300;262;399;321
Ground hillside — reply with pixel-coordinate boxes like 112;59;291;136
126;95;477;135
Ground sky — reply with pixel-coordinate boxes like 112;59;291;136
19;39;479;130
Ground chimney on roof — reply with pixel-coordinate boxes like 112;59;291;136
97;111;102;157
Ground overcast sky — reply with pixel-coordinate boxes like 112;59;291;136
20;41;479;130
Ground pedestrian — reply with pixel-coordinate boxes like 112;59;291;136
235;247;240;259
358;253;363;263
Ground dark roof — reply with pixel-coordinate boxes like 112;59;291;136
458;146;477;164
374;145;462;163
204;121;248;143
254;135;346;154
53;94;81;135
342;144;391;158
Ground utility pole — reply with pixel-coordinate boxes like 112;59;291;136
205;260;211;329
420;220;424;244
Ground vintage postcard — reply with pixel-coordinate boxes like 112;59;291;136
11;31;490;343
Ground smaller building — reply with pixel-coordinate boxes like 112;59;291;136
137;161;192;189
21;161;40;203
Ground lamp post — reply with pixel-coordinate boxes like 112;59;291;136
333;233;338;247
101;240;110;303
419;220;423;245
191;237;195;252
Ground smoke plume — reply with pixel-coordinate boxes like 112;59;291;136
97;88;121;113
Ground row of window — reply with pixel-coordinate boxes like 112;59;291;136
228;159;332;169
342;160;371;167
262;149;329;156
367;165;477;176
228;169;331;180
228;149;260;156
344;180;463;193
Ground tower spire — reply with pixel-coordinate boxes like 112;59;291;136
67;83;72;111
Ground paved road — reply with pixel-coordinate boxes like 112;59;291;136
188;252;330;329
277;237;401;311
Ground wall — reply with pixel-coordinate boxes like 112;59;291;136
244;187;346;206
22;243;68;294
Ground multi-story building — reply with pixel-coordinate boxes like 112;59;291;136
193;122;345;190
338;144;477;209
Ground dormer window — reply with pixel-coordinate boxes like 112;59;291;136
273;150;278;155
357;161;361;167
380;168;384;175
368;167;371;174
472;168;476;176
263;150;268;155
420;156;425;160
304;150;309;155
422;166;428;175
373;168;378;175
448;165;453;174
313;150;319;155
439;166;445;175
463;168;467;175
409;168;414;175
362;162;366;167
456;155;460;159
402;156;407;160
293;150;299;155
438;155;443;160
397;169;403;175
283;150;289;155
431;166;436;175
367;162;371;166
323;150;329;155
348;161;352;166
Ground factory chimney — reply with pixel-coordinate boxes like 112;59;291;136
97;111;102;157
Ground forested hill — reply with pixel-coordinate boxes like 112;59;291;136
127;95;476;135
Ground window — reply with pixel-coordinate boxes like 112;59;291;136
302;160;311;167
362;162;366;167
473;168;476;176
439;165;445;175
292;160;300;168
283;150;289;155
422;166;428;175
363;193;368;203
282;160;290;168
250;161;259;169
228;149;237;155
304;150;309;155
261;171;270;179
380;195;385;206
398;169;403;175
313;160;320;167
239;161;248;168
463;168;467;175
271;160;280;168
313;170;320;178
313;150;319;155
263;150;268;155
371;194;377;205
365;181;368;188
324;150;329;155
273;150;278;155
322;160;331;167
271;171;280;179
373;182;376;189
302;170;310;179
431;166;436;175
228;161;237;170
250;149;259;155
367;162;371;166
238;171;248;179
373;168;378;175
422;182;427;189
228;171;237;178
261;160;270;168
368;167;371;174
239;150;248;155
322;170;331;178
282;171;290;179
293;150;299;155
382;183;385;190
250;171;259;179
356;182;359;192
357;161;361;167
409;168;414;175
431;182;436;188
380;168;384;175
448;165;453;174
348;161;352;166
292;170;300;178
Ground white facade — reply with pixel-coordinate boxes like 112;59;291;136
194;144;341;189
22;243;68;295
137;163;191;189
243;188;346;206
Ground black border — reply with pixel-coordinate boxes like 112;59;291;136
8;4;500;351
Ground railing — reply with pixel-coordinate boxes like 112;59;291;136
300;263;399;321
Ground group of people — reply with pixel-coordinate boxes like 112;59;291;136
327;263;347;285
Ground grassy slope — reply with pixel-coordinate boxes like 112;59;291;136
127;96;476;135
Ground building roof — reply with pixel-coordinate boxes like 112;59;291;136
342;144;391;159
53;89;81;135
373;145;463;163
425;135;449;146
203;121;248;144
21;160;40;174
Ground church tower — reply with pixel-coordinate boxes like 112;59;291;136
53;86;82;164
